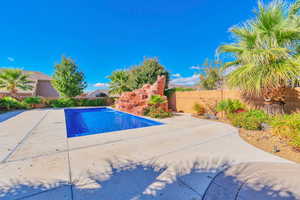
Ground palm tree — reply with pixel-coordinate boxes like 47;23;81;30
0;69;33;97
107;70;131;95
218;0;300;115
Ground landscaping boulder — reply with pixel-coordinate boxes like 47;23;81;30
115;76;168;115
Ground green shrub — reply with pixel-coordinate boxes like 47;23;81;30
193;103;205;115
48;98;76;108
76;98;107;107
216;99;245;114
144;106;172;118
0;97;28;110
91;99;107;106
270;113;300;148
74;98;88;107
49;98;108;108
23;97;42;107
228;109;269;130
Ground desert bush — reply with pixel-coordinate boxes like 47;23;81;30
23;97;42;107
216;99;245;114
291;135;300;149
270;113;300;149
228;109;269;130
193;103;205;115
0;97;28;110
144;106;172;118
227;113;244;128
271;114;300;138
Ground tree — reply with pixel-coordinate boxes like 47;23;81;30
0;69;33;97
52;56;87;97
199;59;223;90
218;0;300;115
128;58;169;90
107;70;131;95
107;57;169;95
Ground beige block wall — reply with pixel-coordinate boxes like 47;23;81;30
168;88;300;114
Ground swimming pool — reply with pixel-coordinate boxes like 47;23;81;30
64;107;163;138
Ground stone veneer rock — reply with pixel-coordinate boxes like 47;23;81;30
115;76;168;115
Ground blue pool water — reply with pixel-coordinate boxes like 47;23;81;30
64;108;163;138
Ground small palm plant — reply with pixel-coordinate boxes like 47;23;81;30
216;99;245;114
0;69;33;97
145;95;171;118
148;95;167;107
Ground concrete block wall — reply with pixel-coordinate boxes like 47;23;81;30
168;88;300;114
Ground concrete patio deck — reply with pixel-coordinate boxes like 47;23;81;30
0;108;299;200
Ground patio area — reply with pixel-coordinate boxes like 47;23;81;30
0;108;299;200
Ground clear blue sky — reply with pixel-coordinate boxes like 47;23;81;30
0;0;264;91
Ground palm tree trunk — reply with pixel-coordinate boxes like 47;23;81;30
10;88;18;99
263;100;285;115
263;87;286;115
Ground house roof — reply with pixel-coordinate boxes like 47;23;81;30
87;89;109;97
26;71;52;81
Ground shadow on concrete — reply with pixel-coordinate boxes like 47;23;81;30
0;110;25;123
0;158;299;200
203;162;300;200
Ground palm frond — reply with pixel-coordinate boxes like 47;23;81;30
217;45;244;54
0;69;33;94
222;60;241;70
289;0;300;16
218;0;300;96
